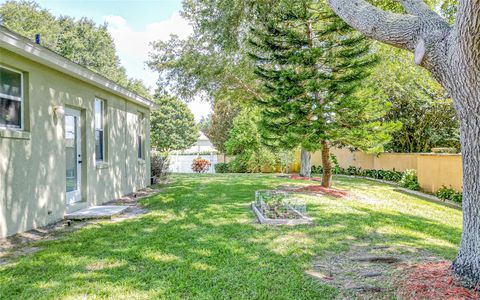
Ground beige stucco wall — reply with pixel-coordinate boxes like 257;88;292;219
372;153;418;172
295;147;463;193
0;48;151;238
417;154;463;193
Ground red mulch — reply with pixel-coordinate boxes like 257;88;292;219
289;175;348;198
397;261;480;300
290;174;323;181
299;185;348;198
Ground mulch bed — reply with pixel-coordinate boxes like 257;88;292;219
299;185;348;198
290;174;323;181
289;174;349;198
397;261;480;299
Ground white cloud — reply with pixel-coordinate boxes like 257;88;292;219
104;12;211;122
103;12;193;90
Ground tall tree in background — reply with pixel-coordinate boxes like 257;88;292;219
249;1;398;186
0;0;150;98
225;108;278;173
370;46;460;152
326;0;480;288
201;98;241;155
150;93;198;153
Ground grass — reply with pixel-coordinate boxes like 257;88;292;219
0;174;462;299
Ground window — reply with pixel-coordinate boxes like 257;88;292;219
137;112;144;159
94;98;105;162
0;66;23;129
137;135;143;159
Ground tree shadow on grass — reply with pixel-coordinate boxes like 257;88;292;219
0;174;462;299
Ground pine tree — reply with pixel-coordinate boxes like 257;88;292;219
248;0;399;186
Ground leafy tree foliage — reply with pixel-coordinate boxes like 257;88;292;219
225;108;278;173
148;0;459;173
150;94;199;152
369;46;460;152
248;1;399;185
201;98;241;153
0;0;150;98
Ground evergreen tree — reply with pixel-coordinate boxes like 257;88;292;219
248;1;399;186
150;92;199;153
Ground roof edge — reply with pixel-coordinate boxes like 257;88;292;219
0;26;155;109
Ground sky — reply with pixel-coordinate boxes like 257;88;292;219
0;0;211;122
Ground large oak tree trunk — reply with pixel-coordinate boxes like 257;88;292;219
321;141;332;188
299;148;311;177
325;0;480;287
452;111;480;287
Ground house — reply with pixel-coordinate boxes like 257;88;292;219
0;26;155;238
176;132;217;155
169;132;218;173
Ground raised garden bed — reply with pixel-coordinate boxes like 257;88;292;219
252;190;312;225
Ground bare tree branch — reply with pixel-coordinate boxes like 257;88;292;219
326;0;452;80
394;0;442;19
325;0;421;52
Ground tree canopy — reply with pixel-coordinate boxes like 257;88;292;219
0;0;150;98
150;94;199;153
201;98;241;153
369;45;460;152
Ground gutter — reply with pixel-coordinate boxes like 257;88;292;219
0;25;156;110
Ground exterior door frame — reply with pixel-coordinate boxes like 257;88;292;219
65;108;82;205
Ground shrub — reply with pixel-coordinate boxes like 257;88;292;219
311;165;323;174
214;163;229;173
436;186;463;203
151;153;170;181
228;157;248;173
191;158;212;173
361;169;403;182
400;169;420;190
345;166;360;176
310;165;403;182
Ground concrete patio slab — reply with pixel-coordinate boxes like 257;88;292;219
65;206;128;220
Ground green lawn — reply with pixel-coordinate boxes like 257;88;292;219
0;174;462;299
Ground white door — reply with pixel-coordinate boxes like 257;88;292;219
65;108;82;204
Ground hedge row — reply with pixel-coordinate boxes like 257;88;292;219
312;165;404;182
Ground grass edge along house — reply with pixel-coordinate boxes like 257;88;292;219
0;26;155;238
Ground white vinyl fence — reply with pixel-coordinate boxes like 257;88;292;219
169;154;218;174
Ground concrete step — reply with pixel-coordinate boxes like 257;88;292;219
65;205;129;220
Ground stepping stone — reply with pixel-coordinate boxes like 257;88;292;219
65;206;128;220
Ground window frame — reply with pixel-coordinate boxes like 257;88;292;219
94;98;105;162
137;112;144;160
0;65;24;130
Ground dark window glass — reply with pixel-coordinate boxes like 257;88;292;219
94;99;105;161
95;130;104;161
0;67;22;98
0;67;22;128
137;135;142;159
0;98;21;128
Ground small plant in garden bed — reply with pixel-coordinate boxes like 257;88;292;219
259;199;302;219
191;158;212;173
254;190;307;220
